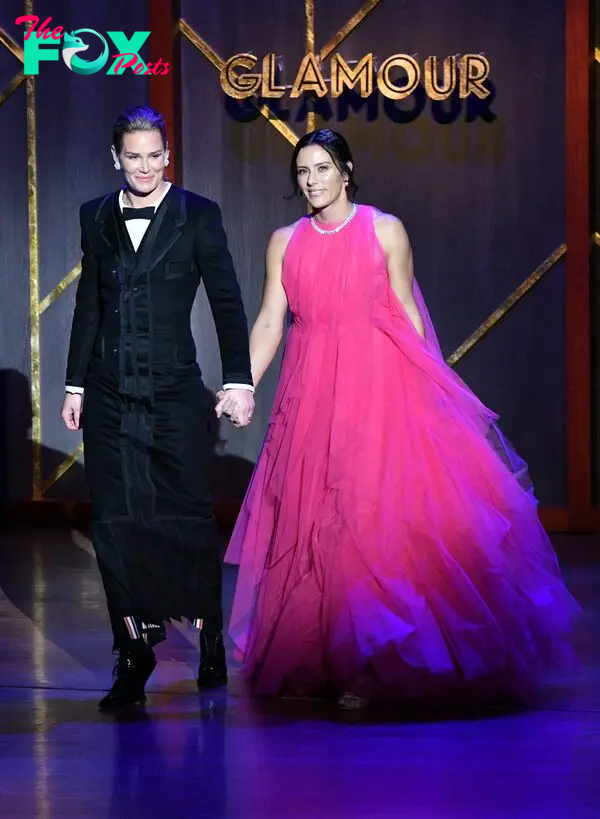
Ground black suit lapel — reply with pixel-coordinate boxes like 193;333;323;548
134;185;187;278
112;194;137;266
93;186;187;275
93;191;135;268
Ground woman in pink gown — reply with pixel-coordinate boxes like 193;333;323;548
222;129;579;709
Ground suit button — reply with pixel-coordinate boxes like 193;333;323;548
133;287;139;292
112;348;118;354
114;308;119;313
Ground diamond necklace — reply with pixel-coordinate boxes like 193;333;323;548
310;202;358;235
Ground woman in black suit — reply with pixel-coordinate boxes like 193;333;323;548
62;105;254;709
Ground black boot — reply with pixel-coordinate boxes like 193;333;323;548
197;631;227;690
99;644;157;709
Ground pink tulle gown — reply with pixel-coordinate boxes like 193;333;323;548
225;204;579;708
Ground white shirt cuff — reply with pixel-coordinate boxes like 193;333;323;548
223;383;255;394
66;383;253;395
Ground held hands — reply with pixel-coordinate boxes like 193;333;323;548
215;388;254;428
61;389;253;430
62;392;83;430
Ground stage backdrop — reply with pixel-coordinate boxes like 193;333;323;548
1;0;568;512
178;0;566;505
0;0;150;503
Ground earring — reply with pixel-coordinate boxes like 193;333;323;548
114;161;120;170
165;158;170;166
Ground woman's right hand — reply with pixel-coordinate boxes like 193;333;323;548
62;392;83;430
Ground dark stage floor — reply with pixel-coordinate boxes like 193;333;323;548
0;526;599;818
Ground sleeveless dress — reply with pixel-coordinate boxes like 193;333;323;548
225;204;579;706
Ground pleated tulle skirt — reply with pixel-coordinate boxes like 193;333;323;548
225;208;580;706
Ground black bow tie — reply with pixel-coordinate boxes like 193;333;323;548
122;206;155;221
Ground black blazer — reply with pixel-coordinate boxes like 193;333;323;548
66;185;253;399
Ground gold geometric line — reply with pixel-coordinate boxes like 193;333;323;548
178;18;300;146
178;18;223;71
593;231;600;247
447;244;566;366
306;0;316;134
42;443;84;495
39;264;81;314
595;47;600;63
0;27;25;63
306;0;315;53
0;71;25;107
255;105;300;145
319;0;383;61
26;67;43;499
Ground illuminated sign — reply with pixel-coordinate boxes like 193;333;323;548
220;53;490;101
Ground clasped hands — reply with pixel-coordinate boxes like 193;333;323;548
215;388;254;428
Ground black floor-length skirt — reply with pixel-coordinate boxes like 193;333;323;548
82;364;222;646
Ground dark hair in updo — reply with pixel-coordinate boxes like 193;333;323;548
290;129;358;199
112;105;168;153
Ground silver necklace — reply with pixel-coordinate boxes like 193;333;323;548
310;203;358;235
